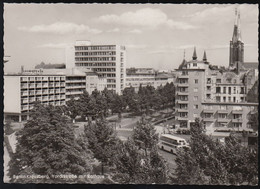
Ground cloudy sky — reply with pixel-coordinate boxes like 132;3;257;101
4;4;258;72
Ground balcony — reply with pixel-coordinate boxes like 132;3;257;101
21;99;28;104
21;84;28;88
178;75;189;79
29;84;35;88
177;108;188;113
217;109;229;114
176;100;189;104
203;109;215;114
176;116;188;121
21;91;29;96
177;91;188;96
203;118;215;122
36;84;42;88
177;83;189;87
42;84;48;88
232;110;243;114
232;118;243;123
217;118;229;123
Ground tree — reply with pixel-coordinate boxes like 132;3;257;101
8;104;92;183
248;111;258;132
111;93;126;119
122;87;140;114
91;89;107;119
64;97;81;123
174;118;258;185
112;139;169;184
132;114;159;156
84;119;119;175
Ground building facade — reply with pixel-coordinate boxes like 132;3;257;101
175;49;257;130
4;74;66;122
74;40;126;94
125;68;175;92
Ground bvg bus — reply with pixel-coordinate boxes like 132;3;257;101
158;134;189;154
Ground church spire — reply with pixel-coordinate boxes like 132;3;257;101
192;47;197;60
232;7;242;42
203;50;207;62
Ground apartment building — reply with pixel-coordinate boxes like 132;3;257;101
175;49;258;130
4;74;66;122
202;102;257;131
74;40;126;94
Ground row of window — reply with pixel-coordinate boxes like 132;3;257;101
75;51;116;56
216;86;245;94
216;96;245;103
75;45;116;51
75;62;116;67
21;76;65;82
75;57;116;61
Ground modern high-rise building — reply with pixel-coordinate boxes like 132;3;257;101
74;40;126;94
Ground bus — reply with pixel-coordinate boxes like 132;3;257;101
158;134;189;154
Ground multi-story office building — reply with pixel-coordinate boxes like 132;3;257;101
125;68;156;92
74;40;126;94
4;74;66;122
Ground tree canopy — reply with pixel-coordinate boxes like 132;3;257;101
8;103;93;183
174;118;258;185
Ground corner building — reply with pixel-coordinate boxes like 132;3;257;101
74;40;126;94
175;48;258;131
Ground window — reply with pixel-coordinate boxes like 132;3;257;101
194;79;198;84
216;79;221;83
228;97;231;102
193;104;199;109
207;78;211;84
204;113;213;118
219;113;227;118
182;71;188;76
226;78;232;83
240;87;244;94
206;94;211;99
233;114;242;119
233;87;236;94
220;105;227;110
223;97;226;102
193;63;197;67
233;123;242;128
216;96;220;102
216;87;221;93
194;88;198;92
223;87;226;94
194;96;198;101
207;86;211;91
228;87;231;94
233;97;236;102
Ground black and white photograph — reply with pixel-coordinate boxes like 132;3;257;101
3;3;258;185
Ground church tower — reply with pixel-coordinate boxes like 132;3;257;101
229;8;244;74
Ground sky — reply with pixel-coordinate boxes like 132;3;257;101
3;3;258;73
